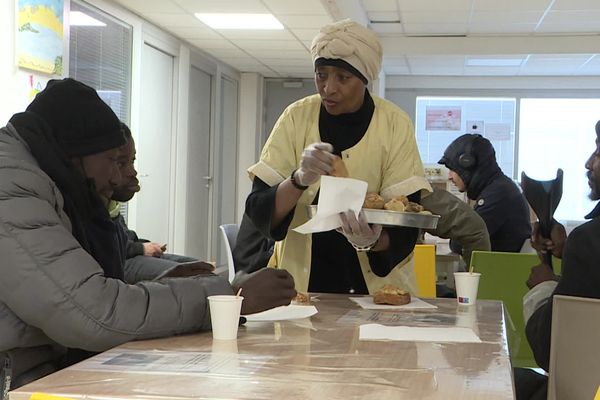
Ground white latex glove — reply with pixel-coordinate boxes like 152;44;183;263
337;210;383;249
294;142;335;187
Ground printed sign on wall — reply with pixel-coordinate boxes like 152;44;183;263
425;106;461;131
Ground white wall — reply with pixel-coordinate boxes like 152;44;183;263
0;0;63;124
236;73;263;223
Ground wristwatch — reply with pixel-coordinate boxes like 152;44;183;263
290;169;309;190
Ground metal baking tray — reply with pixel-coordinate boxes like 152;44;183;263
307;205;439;229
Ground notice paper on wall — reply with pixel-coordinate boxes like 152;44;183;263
485;122;511;141
466;120;484;135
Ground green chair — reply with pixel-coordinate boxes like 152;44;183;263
470;251;561;368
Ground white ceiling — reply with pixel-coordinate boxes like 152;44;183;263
110;0;600;78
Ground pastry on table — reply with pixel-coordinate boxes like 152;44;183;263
373;284;411;305
363;192;385;209
293;292;311;304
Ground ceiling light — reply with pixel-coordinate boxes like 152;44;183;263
195;13;283;30
466;58;523;67
70;11;106;27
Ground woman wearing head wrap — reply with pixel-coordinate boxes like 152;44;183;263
245;19;431;295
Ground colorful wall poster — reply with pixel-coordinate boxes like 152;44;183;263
17;0;64;75
425;106;461;131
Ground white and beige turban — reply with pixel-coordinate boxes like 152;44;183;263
310;19;382;83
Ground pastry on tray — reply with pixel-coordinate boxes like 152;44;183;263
363;192;385;209
293;292;311;305
383;195;408;212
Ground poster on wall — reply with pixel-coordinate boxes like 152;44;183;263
17;0;64;75
485;122;511;141
466;120;484;135
425;106;461;131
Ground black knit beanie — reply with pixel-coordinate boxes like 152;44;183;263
26;78;125;157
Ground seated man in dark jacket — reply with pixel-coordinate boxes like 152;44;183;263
439;134;532;253
515;120;600;400
109;123;203;283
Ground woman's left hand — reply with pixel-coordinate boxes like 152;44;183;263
338;210;382;249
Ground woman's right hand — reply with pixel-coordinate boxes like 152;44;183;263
531;221;567;259
294;142;335;186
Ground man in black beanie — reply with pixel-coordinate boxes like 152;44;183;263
0;78;295;395
17;78;127;280
0;78;234;393
439;133;531;253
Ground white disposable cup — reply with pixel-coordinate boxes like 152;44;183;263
207;295;243;340
454;272;481;306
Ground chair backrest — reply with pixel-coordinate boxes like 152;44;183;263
469;250;540;368
219;224;239;283
548;295;600;400
413;244;436;298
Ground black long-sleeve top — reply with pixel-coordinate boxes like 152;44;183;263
526;203;600;371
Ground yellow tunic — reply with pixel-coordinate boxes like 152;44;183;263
248;94;432;294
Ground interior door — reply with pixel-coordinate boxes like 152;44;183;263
185;65;212;260
135;43;174;245
214;76;239;266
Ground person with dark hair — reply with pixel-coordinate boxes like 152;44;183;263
515;120;600;400
109;123;202;283
438;133;531;253
0;78;295;395
244;19;431;296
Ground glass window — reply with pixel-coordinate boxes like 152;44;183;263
519;98;600;222
415;96;517;178
69;0;132;123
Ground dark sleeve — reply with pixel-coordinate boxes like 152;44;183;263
474;186;511;238
245;177;294;241
367;191;421;277
113;215;145;258
449;238;463;255
232;213;274;273
126;228;149;244
526;225;598;371
126;241;145;259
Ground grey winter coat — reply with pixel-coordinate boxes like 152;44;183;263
0;123;232;395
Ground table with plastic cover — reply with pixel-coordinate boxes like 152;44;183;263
9;295;515;400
